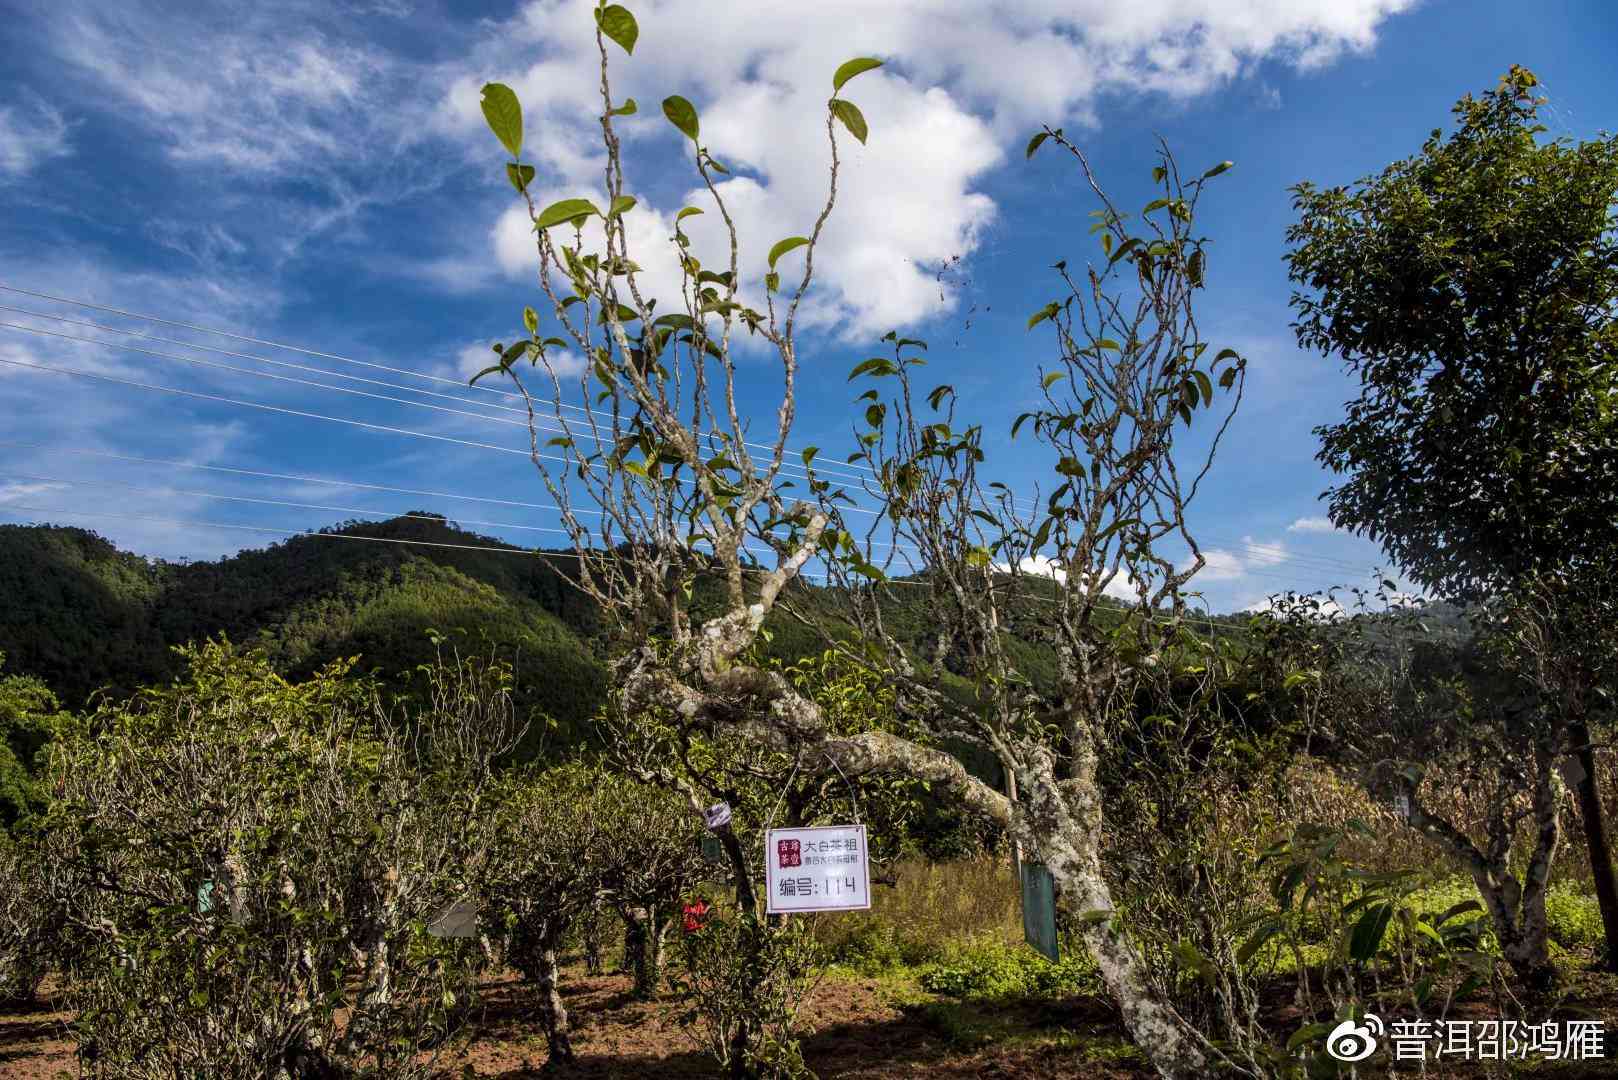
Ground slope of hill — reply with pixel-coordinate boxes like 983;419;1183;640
0;516;609;756
0;514;1285;766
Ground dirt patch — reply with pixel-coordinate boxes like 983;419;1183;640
3;965;1615;1078
0;984;74;1080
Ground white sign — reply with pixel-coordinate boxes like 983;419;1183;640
702;802;732;831
427;900;480;939
1394;794;1410;822
764;825;870;914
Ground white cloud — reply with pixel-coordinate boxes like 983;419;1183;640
999;553;1143;602
440;0;1414;335
52;10;395;174
1190;536;1289;582
0;482;62;503
0;96;72;180
1287;515;1337;533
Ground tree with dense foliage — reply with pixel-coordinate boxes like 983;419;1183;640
1286;65;1618;969
0;651;67;831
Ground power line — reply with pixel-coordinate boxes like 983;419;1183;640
0;303;1382;578
0;439;598;514
0;320;866;494
0;299;882;486
0;282;881;485
1;471;577;538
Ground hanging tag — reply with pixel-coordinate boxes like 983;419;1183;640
1559;756;1588;789
1393;794;1410;822
702;801;732;831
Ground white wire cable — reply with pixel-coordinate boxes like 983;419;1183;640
0;311;1383;577
1;471;578;538
0;439;596;514
0;284;1389;580
0;300;894;487
0;320;860;490
0;282;883;484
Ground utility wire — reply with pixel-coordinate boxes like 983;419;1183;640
0;282;881;484
0;320;852;489
0;304;1385;577
0;284;1389;581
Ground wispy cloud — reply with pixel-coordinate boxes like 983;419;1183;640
0;95;72;180
1287;515;1336;533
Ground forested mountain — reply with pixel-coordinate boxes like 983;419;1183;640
0;517;610;755
0;514;1282;762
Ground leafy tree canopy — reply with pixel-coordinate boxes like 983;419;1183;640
1287;66;1618;602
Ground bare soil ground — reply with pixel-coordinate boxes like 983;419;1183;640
3;964;1616;1078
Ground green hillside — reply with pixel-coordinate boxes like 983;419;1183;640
0;514;1263;768
0;516;609;755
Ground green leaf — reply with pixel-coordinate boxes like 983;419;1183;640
1027;301;1060;330
1236;921;1282;965
801;446;819;467
1192;369;1213;406
1188;249;1204;288
764;271;780;292
1349;902;1394;962
480;83;523;159
595;4;639;55
1201;160;1234;179
662;95;700;141
1142;197;1170;214
1434;899;1483;927
1042;371;1065;389
1152;165;1167;183
829;98;868;145
609;195;638;217
1094;338;1121;351
522;306;539;334
1025;131;1050;159
768;236;811;270
505;162;536;193
609;98;638;117
832;57;883;92
848;357;896;381
1287;1022;1333;1053
676;206;703;223
533;198;601;231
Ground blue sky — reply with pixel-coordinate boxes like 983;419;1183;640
0;0;1613;614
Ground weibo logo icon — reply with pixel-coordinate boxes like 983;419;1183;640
1325;1014;1384;1062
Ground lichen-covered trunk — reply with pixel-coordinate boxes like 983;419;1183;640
536;927;574;1064
647;907;668;996
623;906;653;997
1406;748;1561;991
1019;737;1218;1080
